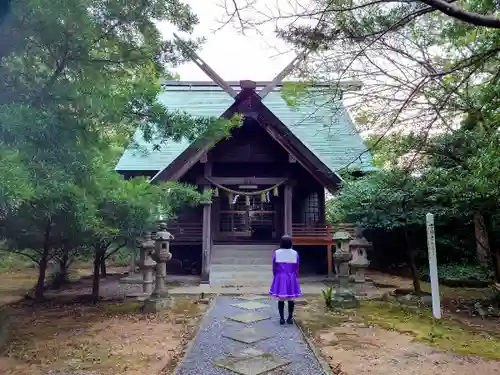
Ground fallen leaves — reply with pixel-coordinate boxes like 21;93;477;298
0;297;208;375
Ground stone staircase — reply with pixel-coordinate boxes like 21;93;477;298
209;244;277;286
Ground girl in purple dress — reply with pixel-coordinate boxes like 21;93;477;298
269;235;302;325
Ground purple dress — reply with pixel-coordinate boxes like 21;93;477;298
269;248;302;299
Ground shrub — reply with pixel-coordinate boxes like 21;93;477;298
421;263;493;285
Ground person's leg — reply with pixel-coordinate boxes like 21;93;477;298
287;300;295;324
278;300;285;324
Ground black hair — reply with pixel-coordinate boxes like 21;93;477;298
280;235;293;249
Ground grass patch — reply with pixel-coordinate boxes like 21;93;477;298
356;300;500;360
0;270;37;306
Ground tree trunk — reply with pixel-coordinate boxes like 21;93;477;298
100;258;107;278
53;249;71;288
474;211;490;266
402;202;421;294
92;249;104;304
483;213;500;282
35;222;51;302
403;225;421;294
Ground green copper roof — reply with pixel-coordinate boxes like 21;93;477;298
115;84;374;173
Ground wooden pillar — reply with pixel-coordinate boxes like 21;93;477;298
284;184;293;236
327;246;333;277
201;195;212;283
201;154;212;283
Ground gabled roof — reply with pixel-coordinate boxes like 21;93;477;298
115;81;375;177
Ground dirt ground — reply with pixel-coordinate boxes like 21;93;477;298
0;297;208;375
296;297;500;375
316;324;500;375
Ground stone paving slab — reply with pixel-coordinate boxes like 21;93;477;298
175;296;325;375
222;326;274;344
236;295;269;301
227;312;271;324
214;347;291;375
230;301;269;310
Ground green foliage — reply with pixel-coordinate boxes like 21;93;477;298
0;0;225;300
280;81;312;108
0;252;36;272
421;264;493;283
322;286;334;309
330;169;430;229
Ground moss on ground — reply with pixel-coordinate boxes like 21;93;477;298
296;296;500;361
356;301;500;360
420;282;491;301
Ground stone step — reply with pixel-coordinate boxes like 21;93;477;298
211;257;271;265
212;245;276;252
210;265;272;273
210;281;272;287
210;274;273;283
210;272;273;280
212;249;274;257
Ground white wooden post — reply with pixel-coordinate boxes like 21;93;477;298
426;213;442;319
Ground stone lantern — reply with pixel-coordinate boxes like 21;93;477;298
348;227;372;283
332;231;353;284
143;223;174;313
329;230;359;309
140;232;156;295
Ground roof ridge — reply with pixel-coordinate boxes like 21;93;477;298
160;80;360;89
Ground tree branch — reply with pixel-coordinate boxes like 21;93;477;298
419;0;500;28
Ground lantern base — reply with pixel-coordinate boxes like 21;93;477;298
143;294;174;313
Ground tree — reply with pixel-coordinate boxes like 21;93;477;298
218;0;499;173
0;181;95;300
330;169;430;292
0;0;233;303
82;155;209;303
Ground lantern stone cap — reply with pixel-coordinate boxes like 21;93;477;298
333;230;352;240
349;237;371;247
141;238;155;248
143;258;156;267
156;230;174;241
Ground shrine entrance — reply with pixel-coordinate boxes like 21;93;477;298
214;185;281;243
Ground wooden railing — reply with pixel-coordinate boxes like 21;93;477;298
166;222;203;244
292;223;334;245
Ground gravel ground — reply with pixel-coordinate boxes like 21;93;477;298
175;296;325;375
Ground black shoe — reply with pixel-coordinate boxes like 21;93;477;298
278;301;285;325
287;301;295;324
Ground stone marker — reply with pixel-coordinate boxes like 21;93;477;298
426;213;442;319
143;223;174;313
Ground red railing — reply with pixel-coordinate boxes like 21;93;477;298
292;223;334;245
166;222;203;243
291;222;357;245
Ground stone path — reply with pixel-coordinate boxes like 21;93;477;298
175;295;325;375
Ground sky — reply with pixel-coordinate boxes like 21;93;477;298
156;0;299;81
